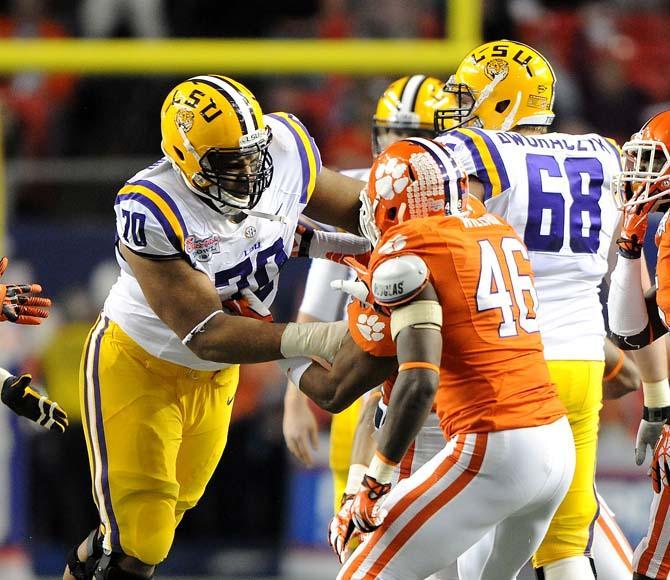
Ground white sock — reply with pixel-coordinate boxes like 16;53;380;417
542;556;595;580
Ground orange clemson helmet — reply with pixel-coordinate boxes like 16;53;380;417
613;110;670;208
359;138;469;246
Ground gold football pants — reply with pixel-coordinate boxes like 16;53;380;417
329;398;362;513
80;316;238;565
533;360;604;568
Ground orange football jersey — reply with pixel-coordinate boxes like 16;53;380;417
656;211;670;326
368;212;565;438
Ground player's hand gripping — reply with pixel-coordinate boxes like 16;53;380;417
329;493;360;564
0;257;51;324
293;217;371;265
617;199;657;259
351;474;391;533
650;424;670;493
637;406;670;465
221;288;273;322
1;373;68;433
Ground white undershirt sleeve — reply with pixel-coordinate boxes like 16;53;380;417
607;256;648;336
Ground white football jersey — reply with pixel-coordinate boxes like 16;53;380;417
298;167;368;322
104;112;321;370
437;128;621;360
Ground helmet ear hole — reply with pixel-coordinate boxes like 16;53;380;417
172;146;185;162
388;207;397;220
495;100;511;114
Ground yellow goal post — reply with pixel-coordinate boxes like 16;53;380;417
0;0;481;254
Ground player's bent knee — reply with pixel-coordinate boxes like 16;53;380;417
121;495;177;565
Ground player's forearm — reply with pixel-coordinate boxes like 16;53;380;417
350;391;381;466
187;314;286;363
298;362;372;413
376;370;437;464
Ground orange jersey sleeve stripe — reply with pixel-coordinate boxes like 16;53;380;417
340;434;468;579
366;433;488;578
398;362;440;373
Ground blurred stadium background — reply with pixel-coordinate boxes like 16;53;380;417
0;0;666;578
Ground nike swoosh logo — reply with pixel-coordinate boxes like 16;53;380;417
227;395;235;405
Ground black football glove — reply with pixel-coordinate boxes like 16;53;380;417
1;374;68;433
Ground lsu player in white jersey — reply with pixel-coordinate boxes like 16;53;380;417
63;74;371;580
282;75;443;512
432;40;657;580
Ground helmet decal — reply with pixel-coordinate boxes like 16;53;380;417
484;59;509;81
175;108;195;133
161;75;273;214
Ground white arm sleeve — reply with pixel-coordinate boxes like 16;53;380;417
607;256;649;336
299;259;352;322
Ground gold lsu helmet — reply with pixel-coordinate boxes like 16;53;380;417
434;40;556;133
161;74;273;214
372;75;443;156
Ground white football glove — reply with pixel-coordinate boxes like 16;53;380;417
636;407;670;465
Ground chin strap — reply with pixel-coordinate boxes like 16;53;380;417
242;208;287;223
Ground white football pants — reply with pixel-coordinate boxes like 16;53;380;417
338;417;575;580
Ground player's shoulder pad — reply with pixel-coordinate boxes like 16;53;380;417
115;180;187;258
372;254;429;307
265;112;322;203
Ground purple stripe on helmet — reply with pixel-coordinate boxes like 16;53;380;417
116;192;181;252
448;130;494;200
129;179;190;237
267;114;310;203
91;317;121;550
467;128;511;192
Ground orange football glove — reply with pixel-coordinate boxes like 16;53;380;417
328;493;360;564
617;199;657;259
651;424;670;494
0;257;51;325
221;288;273;322
350;474;392;534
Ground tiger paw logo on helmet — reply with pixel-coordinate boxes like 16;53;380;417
356;314;386;342
375;157;409;200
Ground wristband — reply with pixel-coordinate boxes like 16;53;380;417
603;349;625;382
367;450;397;485
181;310;224;345
0;367;10;384
643;378;670;408
643;406;670;423
345;464;369;495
